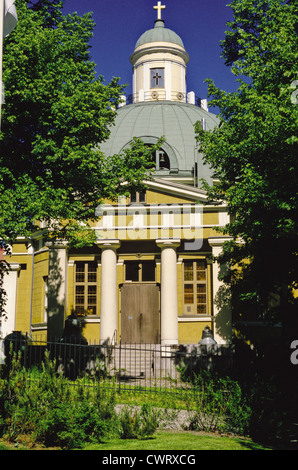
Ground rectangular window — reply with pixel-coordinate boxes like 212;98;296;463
151;68;164;88
75;262;98;315
182;260;208;315
125;261;139;282
130;191;146;203
125;261;156;282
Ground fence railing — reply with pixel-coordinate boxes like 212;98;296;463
1;334;235;393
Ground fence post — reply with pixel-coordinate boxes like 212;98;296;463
118;341;121;394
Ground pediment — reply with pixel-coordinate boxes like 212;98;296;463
145;177;209;204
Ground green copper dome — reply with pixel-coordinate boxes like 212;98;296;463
99;101;219;184
135;20;185;49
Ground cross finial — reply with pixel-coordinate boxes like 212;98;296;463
154;1;166;21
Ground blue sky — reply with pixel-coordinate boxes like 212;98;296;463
63;0;237;109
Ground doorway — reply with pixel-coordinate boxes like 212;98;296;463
120;283;160;343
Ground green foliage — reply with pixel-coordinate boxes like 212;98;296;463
118;404;159;440
0;0;160;249
34;391;117;449
186;372;252;435
0;351;118;449
0;352;288;448
0;351;158;449
196;0;298;322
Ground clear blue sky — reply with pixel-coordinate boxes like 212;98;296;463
63;0;237;108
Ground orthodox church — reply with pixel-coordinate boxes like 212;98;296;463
1;3;232;346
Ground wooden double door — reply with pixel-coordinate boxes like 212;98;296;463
120;283;160;343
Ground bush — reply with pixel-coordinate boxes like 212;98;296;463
119;404;159;440
34;395;117;449
186;371;252;436
0;351;118;449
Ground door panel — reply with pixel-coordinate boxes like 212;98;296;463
121;284;160;343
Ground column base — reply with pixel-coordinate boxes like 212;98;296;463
161;339;179;347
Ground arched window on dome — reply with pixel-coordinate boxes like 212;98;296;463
144;143;172;172
149;147;170;171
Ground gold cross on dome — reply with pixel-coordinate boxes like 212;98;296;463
154;1;166;20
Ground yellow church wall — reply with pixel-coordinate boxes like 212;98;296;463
146;190;196;204
8;254;33;334
178;321;212;344
203;211;219;226
31;251;49;325
82;321;100;344
10;243;28;254
94;203;221;242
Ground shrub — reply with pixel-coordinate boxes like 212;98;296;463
186;371;252;435
0;351;119;449
34;394;117;449
119;404;159;440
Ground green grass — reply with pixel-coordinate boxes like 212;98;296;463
0;432;273;451
83;431;273;451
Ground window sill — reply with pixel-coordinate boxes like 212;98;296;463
84;316;101;323
178;315;212;321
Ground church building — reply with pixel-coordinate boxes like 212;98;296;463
1;3;232;347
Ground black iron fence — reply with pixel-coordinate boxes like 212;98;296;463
1;333;235;393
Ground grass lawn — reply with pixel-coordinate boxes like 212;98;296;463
83;431;273;451
0;431;273;451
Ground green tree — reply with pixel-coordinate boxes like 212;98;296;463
0;0;158;247
196;0;298;325
0;0;160;318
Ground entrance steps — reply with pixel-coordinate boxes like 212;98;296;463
108;343;179;383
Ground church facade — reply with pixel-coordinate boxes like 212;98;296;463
1;3;232;346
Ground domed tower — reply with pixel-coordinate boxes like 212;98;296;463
100;2;219;186
130;2;189;104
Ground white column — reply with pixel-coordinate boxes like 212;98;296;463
98;240;120;344
46;241;68;340
208;237;233;344
1;263;20;338
156;239;180;346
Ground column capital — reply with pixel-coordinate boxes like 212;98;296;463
208;237;232;248
45;240;68;250
97;239;121;251
7;263;21;272
156;239;180;250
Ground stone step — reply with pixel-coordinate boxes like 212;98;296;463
107;344;178;379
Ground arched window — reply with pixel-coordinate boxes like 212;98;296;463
149;147;170;171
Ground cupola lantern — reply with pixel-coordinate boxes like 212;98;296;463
130;2;189;104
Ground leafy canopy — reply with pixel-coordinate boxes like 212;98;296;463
0;0;160;247
196;0;298;322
